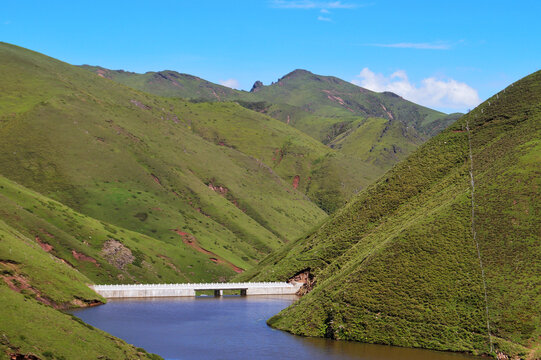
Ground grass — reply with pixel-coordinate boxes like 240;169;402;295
0;41;328;281
0;285;162;359
0;218;162;359
81;66;460;212
239;70;541;358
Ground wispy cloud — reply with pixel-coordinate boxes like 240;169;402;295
366;42;451;50
2;20;11;25
352;68;480;111
271;1;359;9
271;1;364;22
219;78;240;89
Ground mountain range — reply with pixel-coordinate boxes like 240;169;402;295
0;41;538;359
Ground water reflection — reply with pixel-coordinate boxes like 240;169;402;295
70;295;480;360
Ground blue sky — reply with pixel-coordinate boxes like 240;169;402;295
1;0;539;113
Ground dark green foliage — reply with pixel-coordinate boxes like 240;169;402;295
241;71;541;358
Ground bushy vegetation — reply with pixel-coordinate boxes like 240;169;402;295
240;71;541;359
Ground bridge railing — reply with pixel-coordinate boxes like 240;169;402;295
91;282;298;289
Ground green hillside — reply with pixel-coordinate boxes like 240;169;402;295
80;65;242;101
238;71;541;359
81;66;460;212
0;42;328;282
0;212;161;359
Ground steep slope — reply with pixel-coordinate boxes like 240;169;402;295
0;174;227;284
238;71;541;358
0;42;328;280
0;216;161;359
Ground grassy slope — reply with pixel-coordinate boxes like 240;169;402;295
79;65;243;101
0;174;225;284
0;219;161;359
238;71;541;358
0;42;328;280
81;66;460;212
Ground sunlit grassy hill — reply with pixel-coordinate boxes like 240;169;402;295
0;209;162;359
80;65;242;101
238;71;541;359
82;66;460;212
0;42;331;282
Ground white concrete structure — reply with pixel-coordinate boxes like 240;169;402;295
90;282;303;299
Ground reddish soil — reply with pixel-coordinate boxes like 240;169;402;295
380;104;394;120
452;130;465;133
170;229;244;273
35;236;53;252
38;229;55;238
272;148;284;164
1;261;102;310
1;270;56;308
286;115;290;125
207;182;228;195
211;89;221;101
109;122;142;143
322;90;355;112
292;175;300;189
151;173;162;185
71;250;99;267
96;69;109;79
8;352;40;359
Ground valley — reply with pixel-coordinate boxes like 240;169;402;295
0;40;538;360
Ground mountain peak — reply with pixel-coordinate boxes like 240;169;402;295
278;69;313;82
250;80;264;92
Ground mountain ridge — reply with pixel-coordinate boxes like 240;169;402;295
237;70;541;359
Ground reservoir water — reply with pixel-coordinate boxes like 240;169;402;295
70;295;480;360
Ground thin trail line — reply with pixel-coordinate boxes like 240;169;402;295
466;121;494;353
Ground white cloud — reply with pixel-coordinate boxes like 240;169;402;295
317;15;332;21
219;78;240;89
320;8;330;13
352;68;480;111
271;1;358;9
367;42;451;50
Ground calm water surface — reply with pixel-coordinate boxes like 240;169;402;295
70;295;480;360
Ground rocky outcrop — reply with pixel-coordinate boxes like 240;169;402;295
250;80;264;92
100;239;134;270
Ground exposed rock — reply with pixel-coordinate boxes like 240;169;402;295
100;239;134;270
250;80;264;93
207;182;228;195
288;268;315;296
129;99;151;110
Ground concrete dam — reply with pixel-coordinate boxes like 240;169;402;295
91;282;303;298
